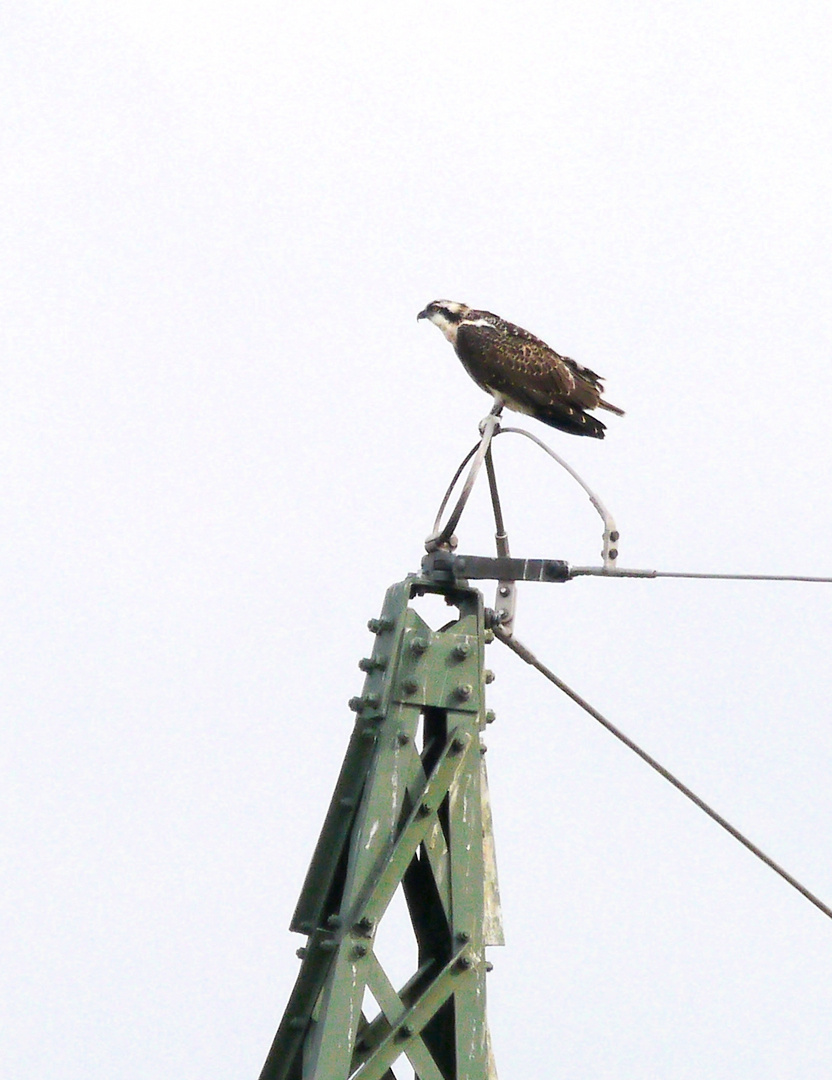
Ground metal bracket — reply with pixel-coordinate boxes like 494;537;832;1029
424;416;620;636
421;552;571;585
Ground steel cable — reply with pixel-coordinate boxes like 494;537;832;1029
494;626;832;923
570;567;832;583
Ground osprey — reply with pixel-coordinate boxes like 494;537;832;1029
417;300;624;438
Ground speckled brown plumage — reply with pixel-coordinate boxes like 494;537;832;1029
417;300;624;439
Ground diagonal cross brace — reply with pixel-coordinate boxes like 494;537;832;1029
351;946;474;1080
355;728;472;928
258;727;474;1080
361;953;445;1080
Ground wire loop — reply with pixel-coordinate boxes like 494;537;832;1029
426;417;619;568
425;414;499;552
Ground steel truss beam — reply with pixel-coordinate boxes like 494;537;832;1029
259;576;502;1080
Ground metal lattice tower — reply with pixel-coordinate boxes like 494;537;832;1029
259;574;503;1080
259;417;619;1080
258;408;832;1078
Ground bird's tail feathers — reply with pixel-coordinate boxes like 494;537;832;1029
538;408;607;439
598;398;625;416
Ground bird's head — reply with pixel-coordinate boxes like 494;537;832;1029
417;299;470;344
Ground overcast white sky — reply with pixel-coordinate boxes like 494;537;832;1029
3;2;832;1077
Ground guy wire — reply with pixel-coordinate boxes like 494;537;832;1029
494;626;832;923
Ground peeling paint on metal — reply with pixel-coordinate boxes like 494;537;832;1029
365;819;379;849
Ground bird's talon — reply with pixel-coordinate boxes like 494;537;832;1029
478;416;502;436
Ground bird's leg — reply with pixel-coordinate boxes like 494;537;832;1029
478;396;504;434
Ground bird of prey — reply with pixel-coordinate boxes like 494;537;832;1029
417;300;624;438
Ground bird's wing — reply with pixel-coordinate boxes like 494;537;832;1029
456;321;602;409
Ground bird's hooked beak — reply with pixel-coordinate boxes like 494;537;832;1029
416;307;429;321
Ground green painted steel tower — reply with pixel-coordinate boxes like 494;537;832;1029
259;573;503;1080
257;418;609;1079
255;406;832;1078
